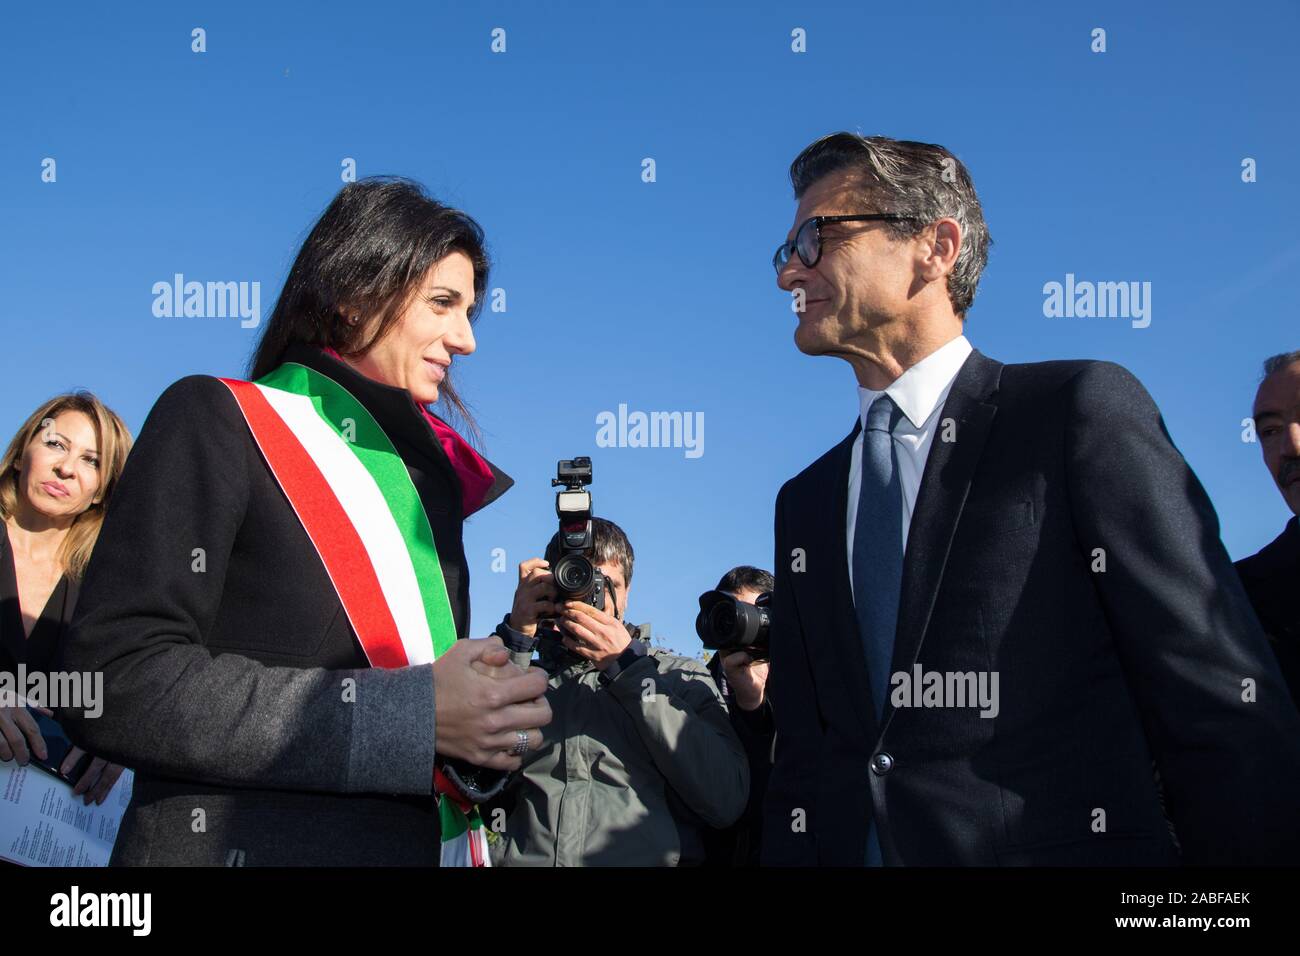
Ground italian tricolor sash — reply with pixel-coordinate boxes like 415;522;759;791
219;361;490;867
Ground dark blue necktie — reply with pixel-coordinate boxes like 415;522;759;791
852;393;904;866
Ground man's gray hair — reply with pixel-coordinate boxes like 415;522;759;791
789;132;992;317
1262;350;1300;379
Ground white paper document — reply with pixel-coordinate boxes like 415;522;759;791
0;762;134;866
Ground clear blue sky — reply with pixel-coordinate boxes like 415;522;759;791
2;1;1296;655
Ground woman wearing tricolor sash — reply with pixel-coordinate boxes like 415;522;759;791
57;178;551;866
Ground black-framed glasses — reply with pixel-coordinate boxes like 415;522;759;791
773;214;922;274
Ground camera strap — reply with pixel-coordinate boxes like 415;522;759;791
219;361;489;867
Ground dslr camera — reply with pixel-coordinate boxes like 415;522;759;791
437;459;611;804
695;589;773;659
548;456;608;613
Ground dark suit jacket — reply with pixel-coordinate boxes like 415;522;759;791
1235;517;1300;704
56;343;513;865
761;350;1300;866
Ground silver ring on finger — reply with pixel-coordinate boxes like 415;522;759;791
509;729;529;756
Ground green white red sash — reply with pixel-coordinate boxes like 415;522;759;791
219;361;490;867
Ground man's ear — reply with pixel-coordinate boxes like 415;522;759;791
923;218;962;280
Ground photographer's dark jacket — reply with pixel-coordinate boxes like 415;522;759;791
702;652;773;867
56;343;513;866
489;623;748;866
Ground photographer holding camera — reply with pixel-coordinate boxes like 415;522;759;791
699;566;776;867
485;464;747;865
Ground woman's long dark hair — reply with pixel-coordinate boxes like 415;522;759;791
249;177;490;443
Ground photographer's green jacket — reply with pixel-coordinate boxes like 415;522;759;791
488;622;749;866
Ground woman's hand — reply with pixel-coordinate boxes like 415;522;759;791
507;558;557;637
0;702;48;765
432;636;551;772
62;746;126;805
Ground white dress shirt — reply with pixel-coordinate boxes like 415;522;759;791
847;335;973;593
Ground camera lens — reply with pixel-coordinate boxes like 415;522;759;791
709;601;737;640
553;554;595;598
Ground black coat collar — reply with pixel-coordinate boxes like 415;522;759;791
277;342;514;516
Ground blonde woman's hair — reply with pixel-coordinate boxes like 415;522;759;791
0;391;133;580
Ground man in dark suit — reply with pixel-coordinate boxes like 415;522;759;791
1235;351;1300;703
761;132;1300;866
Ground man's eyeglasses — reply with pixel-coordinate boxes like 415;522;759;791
773;214;922;274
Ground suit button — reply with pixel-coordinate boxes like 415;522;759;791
871;752;894;775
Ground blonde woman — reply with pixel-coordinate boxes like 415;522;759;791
0;392;132;807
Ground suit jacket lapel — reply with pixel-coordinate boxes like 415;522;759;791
882;350;1002;731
